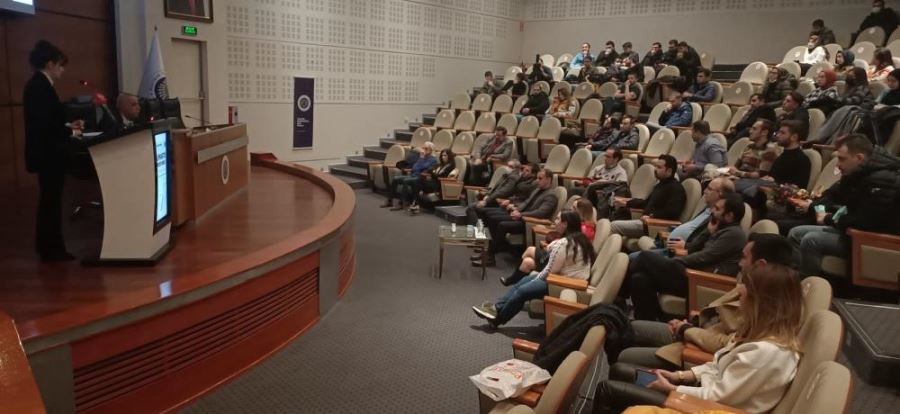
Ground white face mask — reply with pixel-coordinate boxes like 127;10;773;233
808;42;817;48
873;6;882;13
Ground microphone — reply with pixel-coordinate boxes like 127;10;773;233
183;114;214;127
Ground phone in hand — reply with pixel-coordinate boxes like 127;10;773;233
635;369;657;387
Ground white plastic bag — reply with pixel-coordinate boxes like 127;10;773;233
469;359;552;401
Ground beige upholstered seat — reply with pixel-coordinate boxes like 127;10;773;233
634;124;651;152
556;53;573;66
802;148;823;191
851;41;876;63
517;116;541;140
409;127;433;149
497;113;519;135
728;105;750;130
540;53;555;68
657;65;680;79
707;81;724;104
669;130;696;162
474;112;497;134
543;145;571;175
451;110;476;131
869;81;888;99
433;109;456;129
628;163;658;200
369;144;406;191
643;65;656;82
578;99;603;122
777;61;802;80
888;39;900;60
803;62;832;83
465;165;509;202
558;147;592;190
451;132;475;155
592;218;612;254
699;51;715;70
573;82;595;100
551;67;564;82
749;219;779;235
549;81;571;99
481;350;589;414
597;82;618;98
492;94;514;113
722;81;753;106
739;62;768;86
635;128;675;163
857;26;886;46
450;92;471;110
726;137;751;166
782;45;807;63
811;157;840;194
535;81;551;95
797;80;816;97
702;104;732;133
645;102;668;128
503;66;522;83
432;129;455;152
544;251;629;330
824;43;843;65
801;276;833;323
618;158;635;183
512;95;529;114
853;58;869;70
472;93;493;112
536;117;563;160
689;102;702;124
439;156;467;201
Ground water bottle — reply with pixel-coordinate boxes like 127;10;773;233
451;223;457;233
467;225;474;237
476;219;484;233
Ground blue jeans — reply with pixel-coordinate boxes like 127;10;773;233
495;273;548;325
788;225;848;277
389;175;419;203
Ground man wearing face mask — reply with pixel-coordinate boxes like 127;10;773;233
852;0;899;46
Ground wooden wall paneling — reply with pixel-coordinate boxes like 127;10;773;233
0;108;16;188
10;106;34;188
36;0;112;22
0;21;10;105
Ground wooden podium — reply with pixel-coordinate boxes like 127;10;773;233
172;123;249;225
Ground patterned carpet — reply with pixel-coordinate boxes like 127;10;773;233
183;191;898;413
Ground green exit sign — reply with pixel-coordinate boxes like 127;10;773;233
182;25;198;36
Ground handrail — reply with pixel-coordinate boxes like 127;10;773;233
0;311;46;413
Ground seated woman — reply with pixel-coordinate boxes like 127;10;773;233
472;211;596;328
867;47;895;82
549;87;577;119
412;149;456;213
876;68;900;107
834;49;855;76
802;69;839;115
592;264;803;414
838;67;875;110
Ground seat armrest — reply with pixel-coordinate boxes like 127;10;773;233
512;338;540;355
639;154;661;160
846;228;900;243
642;217;682;228
546;274;589;291
682;343;714;365
558;174;586;181
523;217;553;226
630;208;645;216
512;389;542;408
665;391;750;414
464;185;487;191
621;150;643;156
685;268;737;311
438;177;457;182
543;295;589;312
813;143;836;151
533;224;551;236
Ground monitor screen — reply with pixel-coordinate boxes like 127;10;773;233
0;0;35;14
153;131;170;224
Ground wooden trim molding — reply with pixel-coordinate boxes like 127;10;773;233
0;312;45;414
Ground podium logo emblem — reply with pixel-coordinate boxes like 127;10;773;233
297;94;311;112
221;155;231;185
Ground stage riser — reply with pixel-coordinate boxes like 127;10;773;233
68;253;320;413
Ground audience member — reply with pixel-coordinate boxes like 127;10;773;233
811;19;836;45
549;87;577;119
661;39;679;65
799;33;827;73
603;71;641;118
570;60;600;83
834;49;856;73
762;67;795;108
578;149;629;209
789;134;900;277
729;93;776;143
681;121;727;180
674;41;701;87
682;68;716;103
802;68;840;115
479;71;503;96
594;263;801;414
851;0;899;45
467;126;513;186
501;72;528;97
574;198;597;240
473;210;595;327
610;155;687;238
620;42;640;66
381;143;437;210
838;67;876;109
876;68;900;106
867;47;895;81
413;149;457;213
577;116;621;153
657;93;694;129
735;120;811;203
777;91;810;130
477;168;558;266
590;115;640;153
518;83;550;119
617;233;793;370
469;162;537;223
730;119;777;178
569;42;595;71
641;42;664;70
527;55;554;84
595;41;619;67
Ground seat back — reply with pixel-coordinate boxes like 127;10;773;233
657;65;680;78
532;351;589;414
824;43;843;65
491;94;514;113
574;81;595;99
598;82;619;98
487;166;511;189
680;179;703;223
537;116;563;141
851;41;876;63
474;111;497;133
797;80;816;97
551;66;565;82
550;80;571;99
726;137;751;166
556;53;573;65
787;361;853;414
497;113;519;135
689;102;703;123
562;147;593;177
647;102;668;125
512;94;529;114
517;116;541;139
451;132;474;155
709;133;727;149
889;39;900;60
450;92;471;110
578;99;603;122
803;148;823;191
432;129;455;151
644;128;675;157
629;163;658;200
805;62;832;83
812;157;840;194
535;80;551;95
619;158;635;182
783;45;807;63
540;53;555;68
740;202;753;233
643;65;656;82
801;276;833;325
777;61;802;80
852;59;869;70
410;127;433;148
722;80;753;106
772;310;843;414
434;109;456;129
590;252;629;306
544;145;572;174
857;26;886;45
589;234;623;287
749;219;779;235
452;155;468;183
503;66;522;83
471;93;493;112
453;110;476;130
708;80;724;103
728;105;750;130
699;51;715;70
635;124;651;152
384;144;406;167
593;219;611;254
669;130;697;162
739;62;768;85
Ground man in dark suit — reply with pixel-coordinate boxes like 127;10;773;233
23;40;82;262
97;93;143;132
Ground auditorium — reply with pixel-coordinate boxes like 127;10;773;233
1;0;899;413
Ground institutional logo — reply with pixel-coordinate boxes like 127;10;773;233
297;94;311;112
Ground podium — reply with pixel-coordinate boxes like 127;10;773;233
82;125;174;264
172;123;249;225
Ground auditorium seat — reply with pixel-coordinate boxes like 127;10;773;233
597;82;618;98
643;66;656;82
853;58;869;70
869;81;888;100
450;92;472;110
451;132;475;155
738;62;768;88
634;124;651;153
703;103;732;133
504;66;522;84
722;81;754;107
803;61;832;82
783;45;807;63
777;61;802;80
573;82;595;100
618;158;636;184
656;64;680;79
492;94;514;113
644;102;668;129
705;80;725;104
857;26;886;46
448;110;476;132
474;112;498;134
546;233;623;309
497;113;519;135
639;178;703;239
517;116;542;163
625;83;645;117
578;99;603;123
851;41;876;63
478;350;588;414
536;117;563;160
625;128;675;163
699;51;715;71
431;109;456;130
551;67;565;82
888;39;900;59
726;137;752;166
368;144;406;191
540;53;555;68
542;144;571;176
627;163;658;200
797;79;816;97
512;95;529;114
535;81;551;95
557;147;593;190
472;93;493;112
549;81;571;99
432;129;455;152
802;148;823;191
464;165;509;203
438;156;468;201
556;53;573;66
408;127;433;149
667;130;697;163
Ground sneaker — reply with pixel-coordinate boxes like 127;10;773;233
472;302;497;320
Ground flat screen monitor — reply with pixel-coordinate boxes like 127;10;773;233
153;129;171;229
0;0;34;14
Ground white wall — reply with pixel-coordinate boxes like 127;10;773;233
521;0;877;64
116;0;524;169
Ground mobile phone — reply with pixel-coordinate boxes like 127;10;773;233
635;369;657;387
814;205;826;214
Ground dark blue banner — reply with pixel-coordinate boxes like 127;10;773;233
293;77;314;148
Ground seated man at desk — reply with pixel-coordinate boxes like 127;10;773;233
97;93;143;132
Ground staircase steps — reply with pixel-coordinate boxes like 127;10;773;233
327;164;369;189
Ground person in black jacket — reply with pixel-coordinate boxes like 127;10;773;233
727;93;777;145
23;40;83;262
594;41;619;68
851;0;899;45
627;193;748;321
789;134;900;277
519;83;550;117
610;155;687;238
734;120;811;207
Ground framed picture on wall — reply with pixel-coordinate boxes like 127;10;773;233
164;0;213;23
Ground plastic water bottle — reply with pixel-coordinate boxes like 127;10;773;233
476;219;484;233
451;223;457;233
467;225;474;237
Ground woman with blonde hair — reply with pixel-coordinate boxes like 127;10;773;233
592;264;804;414
549;86;577;118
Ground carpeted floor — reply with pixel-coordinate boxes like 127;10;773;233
184;190;899;414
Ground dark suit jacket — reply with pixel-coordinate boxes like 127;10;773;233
519;187;558;219
23;71;72;173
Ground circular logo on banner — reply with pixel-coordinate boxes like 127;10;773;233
155;77;170;99
221;155;231;185
297;95;311;112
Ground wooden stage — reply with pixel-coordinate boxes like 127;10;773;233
0;156;356;413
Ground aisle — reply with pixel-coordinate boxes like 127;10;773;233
184;191;544;413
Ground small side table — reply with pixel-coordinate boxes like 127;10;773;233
438;225;491;280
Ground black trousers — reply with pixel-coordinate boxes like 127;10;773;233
593;362;668;414
36;170;67;256
485;210;525;254
628;251;687;321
